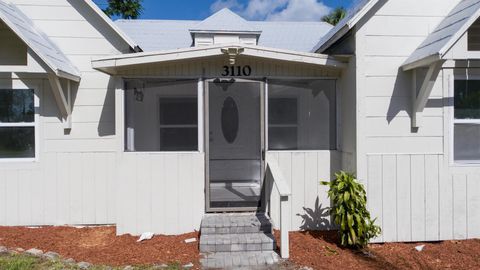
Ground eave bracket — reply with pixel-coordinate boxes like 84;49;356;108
411;62;441;128
48;74;72;130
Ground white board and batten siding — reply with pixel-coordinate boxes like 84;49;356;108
266;151;341;231
116;152;205;236
353;0;480;242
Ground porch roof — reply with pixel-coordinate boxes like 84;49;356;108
91;44;347;75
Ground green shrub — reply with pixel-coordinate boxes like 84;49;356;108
321;171;381;248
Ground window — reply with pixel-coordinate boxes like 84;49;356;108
125;80;198;152
454;80;480;161
268;80;336;150
0;89;35;159
159;97;198;151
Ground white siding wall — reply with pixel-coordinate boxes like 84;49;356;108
0;0;130;226
116;152;205;235
366;154;480;242
354;0;480;242
266;151;341;231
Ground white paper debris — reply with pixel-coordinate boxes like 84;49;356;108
184;238;197;243
415;244;425;252
137;232;154;242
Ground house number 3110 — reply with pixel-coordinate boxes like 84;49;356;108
221;65;252;77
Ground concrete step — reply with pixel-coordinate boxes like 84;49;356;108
199;232;276;253
200;251;280;269
201;213;272;234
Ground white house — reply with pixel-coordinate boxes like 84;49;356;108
1;0;480;261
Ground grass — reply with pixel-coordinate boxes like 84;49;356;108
0;253;188;270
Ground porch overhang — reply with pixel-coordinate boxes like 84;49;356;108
91;44;347;75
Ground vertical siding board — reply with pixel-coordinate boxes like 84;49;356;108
467;174;480;238
31;168;44;225
396;155;412;241
367;155;383;242
425;155;440;241
70;153;83;224
151;154;165;234
0;170;5;224
304;152;318;230
94;153;108;224
106;153;116;223
136;154;152;234
57;153;70;224
191;154;205;231
411;155;426;241
44;152;57;224
317;151;331;228
453;174;468;239
382;155;397;242
164;155;179;235
291;152;305;230
82;153;96;224
5;170;19;226
178;154;192;233
277;152;293;229
439;164;453;240
18;170;32;225
120;153;138;234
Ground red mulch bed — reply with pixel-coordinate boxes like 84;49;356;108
0;226;200;268
275;230;480;270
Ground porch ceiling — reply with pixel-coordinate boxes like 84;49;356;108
91;44;347;75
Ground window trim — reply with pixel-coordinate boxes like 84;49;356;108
0;88;39;163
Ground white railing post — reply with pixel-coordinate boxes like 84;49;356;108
280;195;289;259
266;156;291;259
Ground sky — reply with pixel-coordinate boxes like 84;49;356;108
94;0;355;21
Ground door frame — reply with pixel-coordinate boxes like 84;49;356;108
205;77;266;213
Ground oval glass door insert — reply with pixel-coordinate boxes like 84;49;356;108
221;96;239;144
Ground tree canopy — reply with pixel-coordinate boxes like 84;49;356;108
322;7;347;26
103;0;143;20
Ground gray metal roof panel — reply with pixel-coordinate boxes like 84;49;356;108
115;19;332;53
403;0;480;68
0;0;80;80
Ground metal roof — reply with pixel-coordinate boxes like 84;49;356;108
115;18;332;53
311;0;380;53
0;0;80;81
189;8;261;34
403;0;480;70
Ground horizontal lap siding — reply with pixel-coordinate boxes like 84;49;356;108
116;153;205;236
11;0;129;154
0;152;116;226
266;151;341;231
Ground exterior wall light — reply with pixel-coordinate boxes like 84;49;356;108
221;47;244;65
